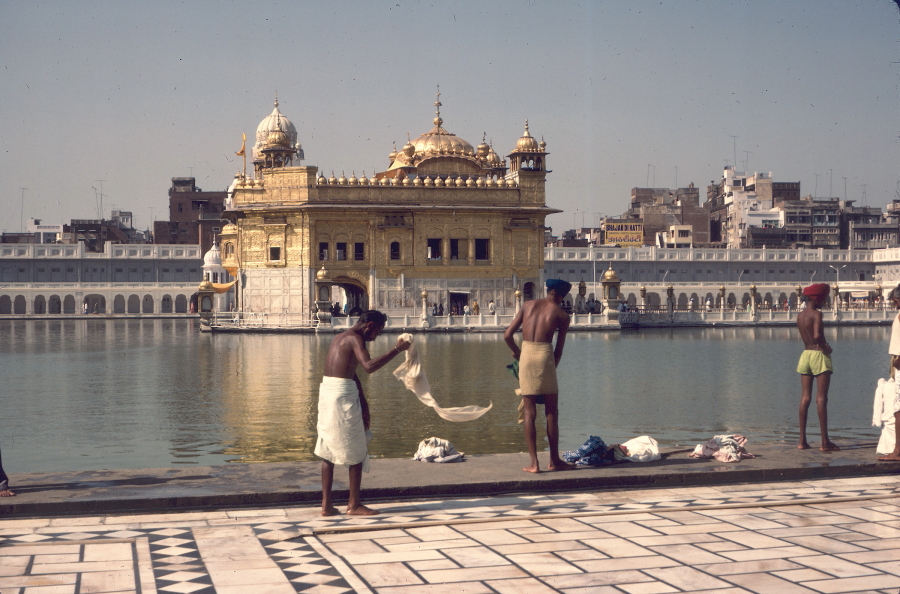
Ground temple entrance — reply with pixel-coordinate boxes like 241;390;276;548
331;276;368;316
449;291;469;316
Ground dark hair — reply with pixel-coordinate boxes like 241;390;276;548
358;310;387;327
889;285;900;302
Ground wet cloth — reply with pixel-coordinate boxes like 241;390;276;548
797;349;833;376
689;434;755;463
519;341;557;396
314;376;372;472
393;333;492;421
873;378;900;455
412;437;463;463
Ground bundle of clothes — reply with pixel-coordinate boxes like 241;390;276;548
561;435;661;466
412;436;464;463
688;434;755;463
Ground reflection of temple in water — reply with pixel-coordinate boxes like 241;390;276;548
221;91;558;316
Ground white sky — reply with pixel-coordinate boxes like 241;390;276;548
1;0;897;234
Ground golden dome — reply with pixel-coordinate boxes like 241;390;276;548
477;133;489;157
267;130;289;147
317;174;327;185
410;89;475;158
348;172;358;185
316;265;329;280
601;265;620;282
198;280;214;291
221;223;238;234
515;120;540;152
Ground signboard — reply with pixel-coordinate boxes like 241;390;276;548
604;222;644;246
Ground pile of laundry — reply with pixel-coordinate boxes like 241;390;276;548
412;437;464;463
689;434;755;463
562;435;661;467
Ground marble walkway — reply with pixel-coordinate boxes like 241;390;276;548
2;474;900;594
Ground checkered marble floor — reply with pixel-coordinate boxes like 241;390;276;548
2;475;900;593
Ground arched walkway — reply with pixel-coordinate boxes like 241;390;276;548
174;294;187;313
128;295;141;313
331;276;369;313
14;296;26;314
113;295;126;314
0;295;11;314
63;295;76;314
142;294;154;314
161;295;173;313
48;295;62;314
84;294;106;314
34;295;46;314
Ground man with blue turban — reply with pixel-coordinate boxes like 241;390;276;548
504;279;574;473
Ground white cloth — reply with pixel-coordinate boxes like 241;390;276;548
891;314;900;356
314;376;372;472
689;434;755;463
618;436;661;463
873;377;900;455
412;437;464;463
393;333;493;421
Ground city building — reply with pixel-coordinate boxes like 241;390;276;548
625;185;710;245
220;94;557;316
153;177;227;252
0;242;202;314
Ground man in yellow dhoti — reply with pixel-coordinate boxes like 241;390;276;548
504;279;574;473
316;310;410;516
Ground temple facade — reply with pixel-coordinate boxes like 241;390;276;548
220;94;558;316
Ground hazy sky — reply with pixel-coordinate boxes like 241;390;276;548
1;0;898;234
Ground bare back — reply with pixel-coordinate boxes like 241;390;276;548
797;305;828;352
323;329;367;379
520;298;569;343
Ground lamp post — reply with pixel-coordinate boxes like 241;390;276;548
829;264;846;311
420;288;429;328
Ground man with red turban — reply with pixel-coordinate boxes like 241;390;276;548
796;283;839;451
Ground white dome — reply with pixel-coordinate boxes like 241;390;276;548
203;243;222;267
255;98;298;153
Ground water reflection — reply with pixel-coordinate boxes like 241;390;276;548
0;320;888;472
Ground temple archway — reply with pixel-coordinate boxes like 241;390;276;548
330;276;368;314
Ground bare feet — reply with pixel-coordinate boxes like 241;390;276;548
321;506;340;517
548;460;575;471
522;465;541;474
798;441;811;450
820;442;840;452
0;489;14;497
347;504;379;516
877;452;900;461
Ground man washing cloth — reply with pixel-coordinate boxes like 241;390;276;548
316;310;410;516
505;279;575;473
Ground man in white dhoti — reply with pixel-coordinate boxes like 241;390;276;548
880;286;900;462
316;310;410;516
504;279;575;474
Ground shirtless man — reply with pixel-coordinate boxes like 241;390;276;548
316;310;410;516
504;279;575;473
796;283;839;451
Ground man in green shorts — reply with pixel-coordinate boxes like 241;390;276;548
796;283;839;451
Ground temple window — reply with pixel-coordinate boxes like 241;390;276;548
319;242;328;261
336;242;347;261
427;238;442;259
354;242;365;261
475;239;490;261
269;247;281;261
390;242;400;260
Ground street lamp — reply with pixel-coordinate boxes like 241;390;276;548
828;264;847;285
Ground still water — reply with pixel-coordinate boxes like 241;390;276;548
0;319;889;472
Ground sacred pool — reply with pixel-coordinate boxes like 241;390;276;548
0;319;888;473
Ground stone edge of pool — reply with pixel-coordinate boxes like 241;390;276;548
2;441;898;518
